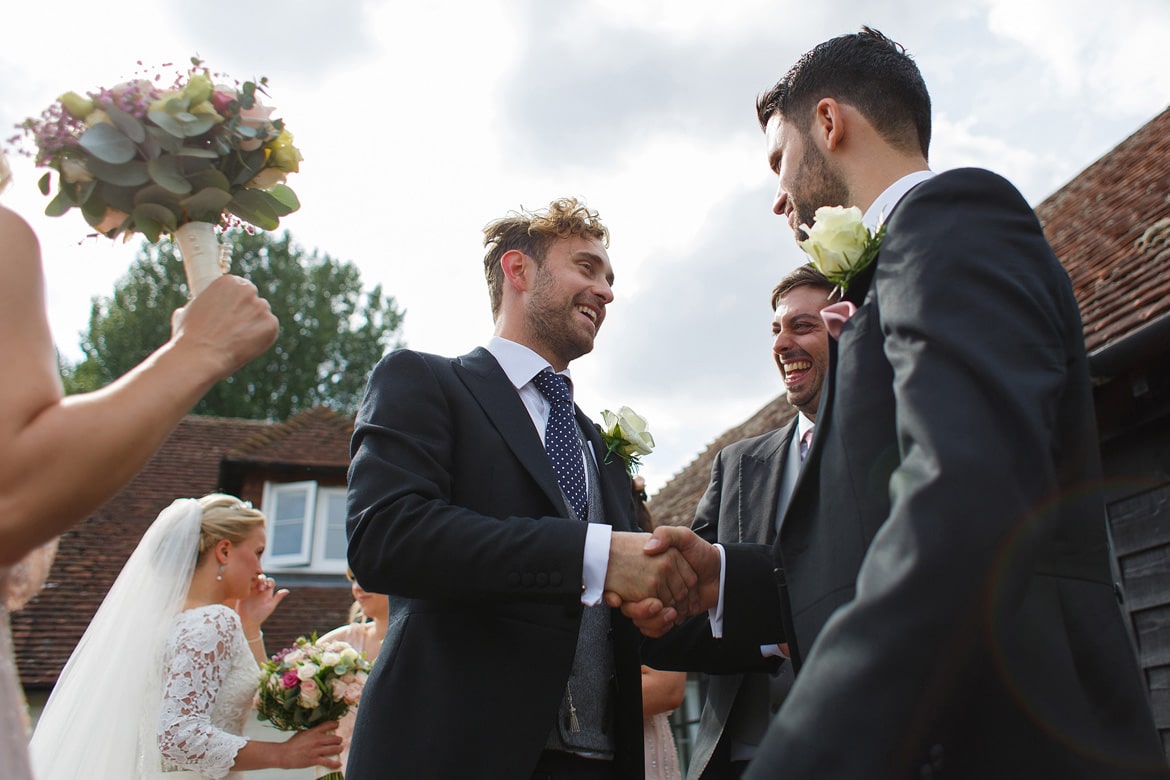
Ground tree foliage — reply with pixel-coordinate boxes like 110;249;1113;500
62;229;405;420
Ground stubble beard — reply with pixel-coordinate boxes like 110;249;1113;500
792;139;850;242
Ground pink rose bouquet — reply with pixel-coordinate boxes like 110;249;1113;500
255;635;371;732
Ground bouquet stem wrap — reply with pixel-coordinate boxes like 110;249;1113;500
175;221;230;297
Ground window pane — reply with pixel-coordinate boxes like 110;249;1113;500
323;492;348;561
272;488;308;557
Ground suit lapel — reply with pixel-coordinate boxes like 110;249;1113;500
452;347;568;516
738;422;795;542
577;408;635;532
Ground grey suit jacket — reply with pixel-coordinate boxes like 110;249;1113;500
686;422;796;780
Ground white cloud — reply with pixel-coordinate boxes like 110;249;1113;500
3;0;1168;495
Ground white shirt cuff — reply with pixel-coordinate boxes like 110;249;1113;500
581;523;612;606
707;543;727;638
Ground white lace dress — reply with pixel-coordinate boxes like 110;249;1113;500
159;604;259;780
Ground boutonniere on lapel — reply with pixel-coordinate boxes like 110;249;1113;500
797;205;886;297
599;406;655;475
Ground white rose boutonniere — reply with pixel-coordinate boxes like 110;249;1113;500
797;205;886;295
599;406;654;475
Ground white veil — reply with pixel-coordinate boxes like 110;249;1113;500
30;498;203;780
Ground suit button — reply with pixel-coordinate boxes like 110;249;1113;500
507;572;520;587
522;573;534;587
550;572;563;587
536;573;549;587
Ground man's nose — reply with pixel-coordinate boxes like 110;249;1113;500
772;184;787;216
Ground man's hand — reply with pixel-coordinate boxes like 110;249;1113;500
604;526;721;637
603;531;698;614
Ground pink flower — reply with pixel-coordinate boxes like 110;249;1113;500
237;103;275;151
281;670;300;688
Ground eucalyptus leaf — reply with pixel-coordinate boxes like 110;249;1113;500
133;184;183;212
140;131;163;160
81;190;109;222
79;123;137;164
133;202;179;231
179;114;217;138
176;146;220;159
186;169;231;191
227;190;279;230
182;187;234;222
230;149;267;186
132;211;163;243
100;184;138;213
104;104;147;144
148;110;187;140
148;157;194;195
45;190;75;217
38;172;51;196
268;184;301;214
86;157;151;186
146;126;181;154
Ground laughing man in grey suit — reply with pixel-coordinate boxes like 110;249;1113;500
685;265;832;780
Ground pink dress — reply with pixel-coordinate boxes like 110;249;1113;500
318;622;380;775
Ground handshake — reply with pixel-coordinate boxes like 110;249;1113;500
602;527;721;637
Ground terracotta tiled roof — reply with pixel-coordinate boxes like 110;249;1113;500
1037;104;1170;356
648;395;797;528
13;414;354;688
227;405;354;468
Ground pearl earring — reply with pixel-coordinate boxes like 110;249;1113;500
217;564;225;581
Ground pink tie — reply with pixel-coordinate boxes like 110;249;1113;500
800;427;814;461
821;301;857;340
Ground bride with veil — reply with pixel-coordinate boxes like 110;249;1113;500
30;494;342;779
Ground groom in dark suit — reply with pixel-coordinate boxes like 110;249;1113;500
627;28;1167;779
346;197;701;779
684;265;831;780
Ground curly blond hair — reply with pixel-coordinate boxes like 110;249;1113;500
482;197;609;319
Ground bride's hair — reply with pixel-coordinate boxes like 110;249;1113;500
195;493;266;559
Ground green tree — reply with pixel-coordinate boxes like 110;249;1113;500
62;229;405;419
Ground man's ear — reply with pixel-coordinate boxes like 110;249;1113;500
814;97;845;152
500;249;531;292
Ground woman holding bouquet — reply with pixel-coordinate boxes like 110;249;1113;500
0;149;278;780
30;494;342;779
319;570;389;773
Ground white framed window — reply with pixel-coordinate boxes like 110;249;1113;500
262;481;348;573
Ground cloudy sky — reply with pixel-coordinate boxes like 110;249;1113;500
2;0;1168;494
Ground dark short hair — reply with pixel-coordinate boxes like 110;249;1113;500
771;264;834;310
482;197;609;319
756;26;931;160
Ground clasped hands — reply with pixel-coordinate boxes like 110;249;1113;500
603;526;720;637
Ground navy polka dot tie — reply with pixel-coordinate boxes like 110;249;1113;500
532;370;588;522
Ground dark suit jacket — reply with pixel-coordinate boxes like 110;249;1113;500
345;347;645;779
686;423;796;780
724;169;1166;778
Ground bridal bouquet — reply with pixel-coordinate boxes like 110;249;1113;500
14;57;302;243
255;635;371;732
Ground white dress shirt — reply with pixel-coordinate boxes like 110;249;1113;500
485;337;611;606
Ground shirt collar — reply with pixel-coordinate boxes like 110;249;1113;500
862;170;935;230
796;412;815;441
485;336;573;396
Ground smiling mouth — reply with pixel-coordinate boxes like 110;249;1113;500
783;359;811;383
575;305;598;324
